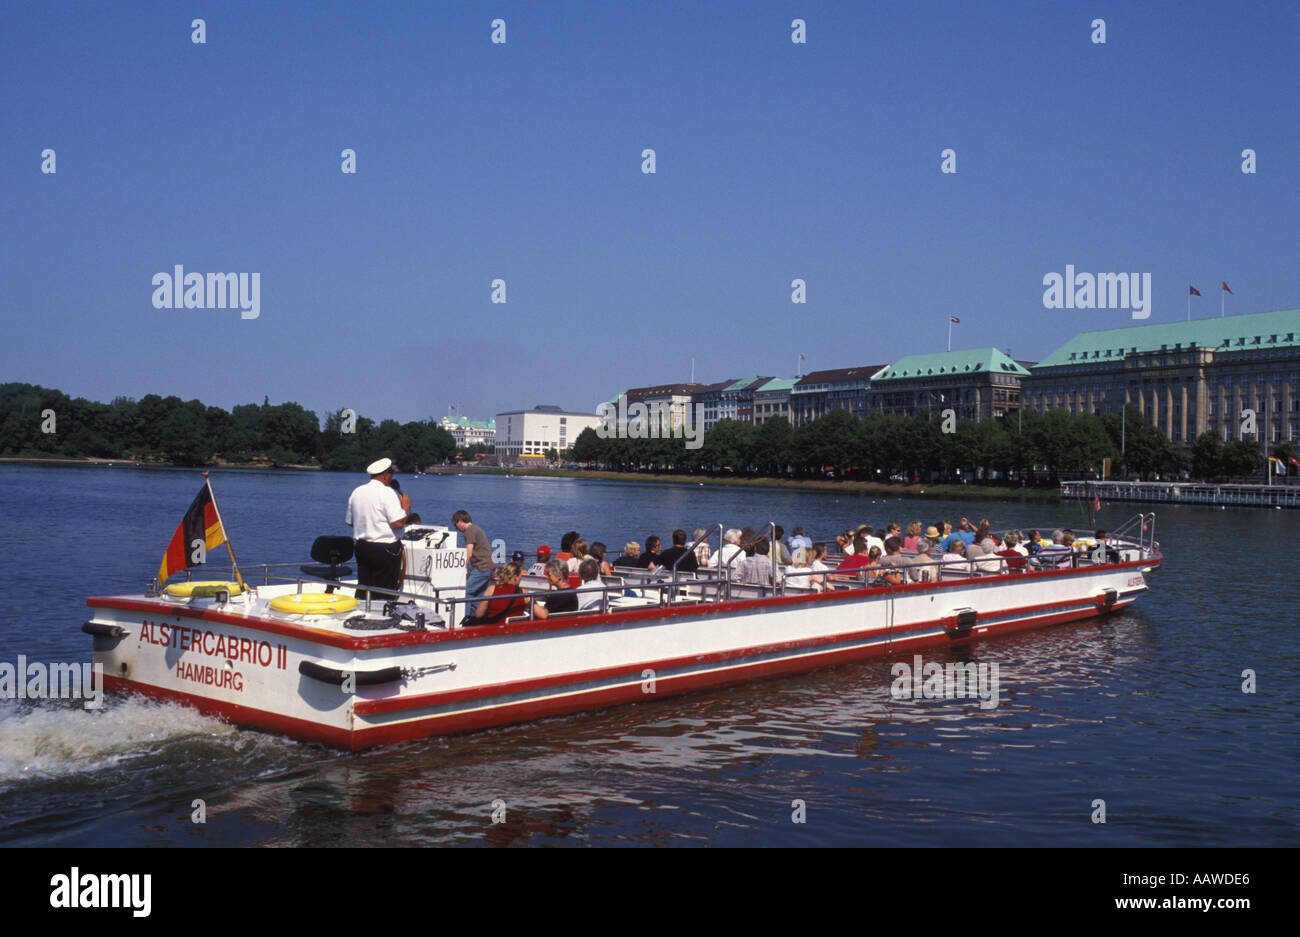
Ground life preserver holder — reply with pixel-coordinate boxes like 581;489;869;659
164;580;243;599
269;593;359;616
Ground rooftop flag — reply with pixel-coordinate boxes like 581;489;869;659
1189;286;1201;296
1221;282;1232;293
950;316;960;323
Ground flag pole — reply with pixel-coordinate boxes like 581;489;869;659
947;317;952;352
1187;290;1190;322
202;471;245;591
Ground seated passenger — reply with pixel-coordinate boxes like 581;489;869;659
1091;530;1121;564
786;547;821;591
786;526;813;554
576;558;605;610
772;526;793;565
463;563;526;625
735;539;783;586
834;536;873;580
909;537;940;581
995;532;1028;571
941;539;970;575
692;528;712;566
1033;530;1073;569
532;559;578;620
568;538;590;587
527;544;553;577
875;537;909;585
588;541;614;577
612;541;641;569
637;535;662;570
974;537;1002;573
857;525;885;557
707;529;745;573
556;531;580;564
655;529;699;574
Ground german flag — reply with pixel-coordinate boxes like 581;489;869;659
157;482;227;583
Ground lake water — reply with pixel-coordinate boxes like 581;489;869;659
0;465;1296;846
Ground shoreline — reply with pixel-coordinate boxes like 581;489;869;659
0;456;322;471
0;456;1057;501
428;466;1061;502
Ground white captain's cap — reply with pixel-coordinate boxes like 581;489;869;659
366;457;395;476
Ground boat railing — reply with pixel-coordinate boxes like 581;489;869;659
157;519;1162;629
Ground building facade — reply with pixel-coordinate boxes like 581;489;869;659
720;377;773;423
869;348;1030;421
753;377;797;425
1021;309;1300;446
494;405;601;461
439;414;496;448
789;365;887;426
619;383;706;434
690;379;737;431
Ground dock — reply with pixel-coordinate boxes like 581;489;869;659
1062;479;1300;509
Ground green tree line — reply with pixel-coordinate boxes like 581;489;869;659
0;382;457;471
570;406;1285;483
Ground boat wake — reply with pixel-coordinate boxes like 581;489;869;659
0;697;235;785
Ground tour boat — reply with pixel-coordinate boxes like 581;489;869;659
84;517;1162;751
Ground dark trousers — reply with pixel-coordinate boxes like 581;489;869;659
354;540;403;603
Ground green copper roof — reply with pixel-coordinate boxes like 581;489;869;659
1035;308;1300;368
755;377;798;392
874;347;1030;381
444;415;496;429
724;376;770;391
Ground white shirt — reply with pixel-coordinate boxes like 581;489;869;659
345;479;404;543
577;583;605;610
707;542;744;570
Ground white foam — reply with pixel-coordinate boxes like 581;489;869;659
0;697;233;784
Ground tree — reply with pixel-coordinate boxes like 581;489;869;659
570;426;603;464
1220;440;1259;479
1190;431;1224;480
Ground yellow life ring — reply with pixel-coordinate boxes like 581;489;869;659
268;592;358;616
164;580;244;598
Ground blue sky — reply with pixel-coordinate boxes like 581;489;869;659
2;1;1298;424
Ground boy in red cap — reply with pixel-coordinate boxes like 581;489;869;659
528;544;553;577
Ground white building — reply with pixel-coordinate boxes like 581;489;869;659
495;405;601;461
440;414;496;448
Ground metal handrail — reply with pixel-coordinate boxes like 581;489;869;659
160;520;1162;631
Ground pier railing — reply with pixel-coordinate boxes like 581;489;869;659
1063;479;1300;509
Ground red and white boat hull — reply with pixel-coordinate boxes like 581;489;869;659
86;558;1156;751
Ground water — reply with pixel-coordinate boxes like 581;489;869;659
0;465;1296;846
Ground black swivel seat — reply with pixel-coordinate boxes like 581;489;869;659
299;536;356;592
